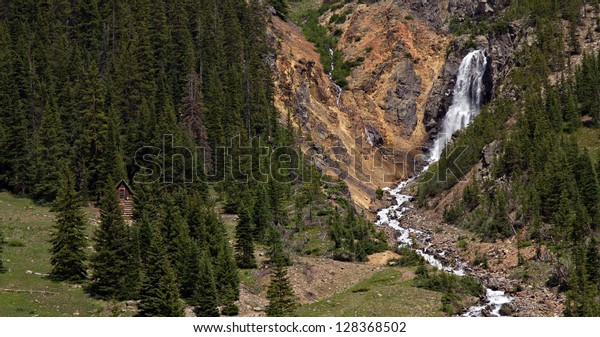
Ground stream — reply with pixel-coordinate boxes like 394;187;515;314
375;50;513;317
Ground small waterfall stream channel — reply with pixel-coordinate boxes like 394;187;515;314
375;50;513;317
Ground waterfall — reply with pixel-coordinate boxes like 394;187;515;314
376;49;513;316
328;48;342;108
430;50;487;161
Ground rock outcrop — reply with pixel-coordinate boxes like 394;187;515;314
269;0;452;210
268;0;521;211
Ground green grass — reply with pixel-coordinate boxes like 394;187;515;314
295;268;445;317
288;0;323;24
0;192;105;316
575;127;600;161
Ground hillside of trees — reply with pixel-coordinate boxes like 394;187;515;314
418;0;600;316
0;0;387;317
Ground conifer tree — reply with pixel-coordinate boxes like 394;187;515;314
0;224;6;274
266;225;291;267
88;177;138;299
215;241;240;316
597;149;600;187
179;70;208;150
235;203;257;269
179;236;200;299
136;212;154;266
99;106;127;184
265;259;297;317
575;150;600;227
564;245;598;316
138;229;184;317
193;249;219;317
159;193;187;260
586;238;600;289
268;0;289;20
31;100;66;203
550;189;576;252
49;168;87;282
253;185;273;242
76;60;108;197
488;187;512;240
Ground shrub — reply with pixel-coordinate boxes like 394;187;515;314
7;240;24;247
518;241;533;248
392;248;425;266
457;239;468;250
375;188;384;200
443;203;464;224
472;255;489;269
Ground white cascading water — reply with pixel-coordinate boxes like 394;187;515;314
328;48;343;107
430;50;488;162
376;50;513;317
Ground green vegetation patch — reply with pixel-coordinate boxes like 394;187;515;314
0;193;105;317
295;268;445;316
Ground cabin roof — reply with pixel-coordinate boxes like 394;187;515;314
115;180;133;194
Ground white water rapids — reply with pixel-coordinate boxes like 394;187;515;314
430;50;488;162
328;48;342;107
375;50;513;317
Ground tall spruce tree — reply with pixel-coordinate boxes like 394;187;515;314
265;259;297;317
0;224;6;274
215;241;240;315
88;177;138;299
136;212;154;266
586;238;600;289
76;60;108;197
49;168;88;282
235;203;256;269
30;100;66;203
268;0;289;20
253;185;273;242
138;229;184;317
193;249;219;317
575;149;600;226
178;236;200;299
266;225;291;267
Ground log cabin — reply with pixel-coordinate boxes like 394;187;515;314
115;180;133;219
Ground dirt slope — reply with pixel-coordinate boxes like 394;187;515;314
269;0;452;211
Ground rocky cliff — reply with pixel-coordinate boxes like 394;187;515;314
268;0;512;211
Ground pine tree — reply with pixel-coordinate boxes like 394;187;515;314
138;229;184;317
99;106;127;184
49;168;87;282
564;245;598;316
253;185;273;242
179;70;208;150
136;212;154;266
31;100;66;203
488;187;512;240
586;238;600;289
550;189;576;252
266;225;291;267
0;224;6;274
268;0;289;20
265;260;297;317
575;149;600;226
193;249;219;317
563;88;582;132
76;60;108;197
159;192;187;260
88;177;138;300
235;203;256;269
214;241;240;316
179;236;200;299
597;149;600;187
